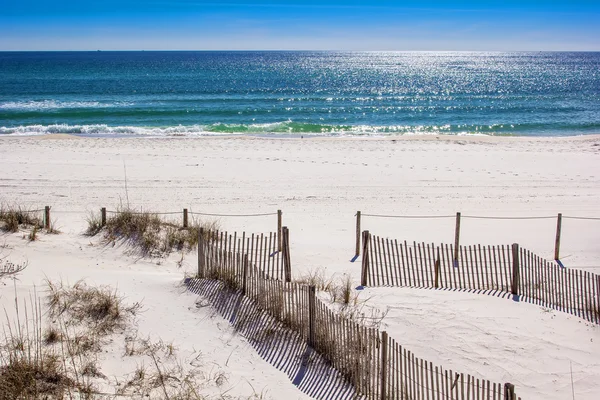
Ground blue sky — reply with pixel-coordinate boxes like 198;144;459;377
1;0;599;50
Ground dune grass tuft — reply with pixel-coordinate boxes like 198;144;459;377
46;280;141;336
85;207;219;256
0;204;43;234
84;212;103;237
0;295;93;399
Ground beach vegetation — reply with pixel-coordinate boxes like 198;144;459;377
85;207;219;257
27;225;38;242
0;295;94;399
46;279;141;336
84;212;103;236
0;255;27;281
295;267;335;292
0;204;43;234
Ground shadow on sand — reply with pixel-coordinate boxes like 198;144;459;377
186;278;363;400
393;285;596;323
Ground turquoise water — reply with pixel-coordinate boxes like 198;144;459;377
1;51;599;137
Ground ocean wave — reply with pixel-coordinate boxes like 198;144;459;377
0;124;217;136
2;121;599;137
0;100;134;110
0;122;501;137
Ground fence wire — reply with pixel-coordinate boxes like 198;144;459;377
360;212;600;220
189;211;277;217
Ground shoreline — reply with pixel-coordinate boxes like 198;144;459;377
2;132;600;143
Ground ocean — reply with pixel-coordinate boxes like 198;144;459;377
1;51;599;137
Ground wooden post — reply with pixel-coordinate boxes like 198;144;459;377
597;275;600;321
277;210;282;252
44;206;51;230
554;213;562;260
101;207;107;227
183;208;188;228
308;285;316;348
355;211;361;257
283;226;292;282
361;230;370;286
242;254;248;295
198;228;205;278
511;243;520;296
504;382;515;400
380;331;388;400
454;212;461;262
435;247;441;288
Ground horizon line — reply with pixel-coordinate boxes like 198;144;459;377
2;49;600;52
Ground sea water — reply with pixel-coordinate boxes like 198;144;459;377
1;51;599;137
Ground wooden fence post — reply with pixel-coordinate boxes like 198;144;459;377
595;275;600;324
282;226;292;282
435;247;441;288
198;228;205;278
504;382;515;400
361;230;370;286
355;211;361;258
308;285;316;348
44;206;51;230
380;331;388;400
554;213;562;260
454;212;461;262
101;207;106;227
511;243;520;296
183;208;188;228
277;210;282;252
597;275;600;322
242;254;248;296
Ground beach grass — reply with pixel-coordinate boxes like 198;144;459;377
0;204;43;233
86;207;219;256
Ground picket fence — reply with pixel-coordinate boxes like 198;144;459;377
361;231;600;325
197;229;522;400
197;227;291;282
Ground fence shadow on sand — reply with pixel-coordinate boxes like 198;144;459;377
185;278;362;400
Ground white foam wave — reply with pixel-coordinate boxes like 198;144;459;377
0;124;220;136
0;100;133;110
0;123;491;137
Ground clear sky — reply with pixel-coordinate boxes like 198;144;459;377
1;0;599;51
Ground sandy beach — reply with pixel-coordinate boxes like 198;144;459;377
1;134;599;399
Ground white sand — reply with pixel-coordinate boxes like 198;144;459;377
1;134;599;399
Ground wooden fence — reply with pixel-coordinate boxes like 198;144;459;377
197;229;521;400
361;231;600;325
198;227;291;282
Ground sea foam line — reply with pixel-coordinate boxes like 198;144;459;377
0;100;134;110
0;122;499;137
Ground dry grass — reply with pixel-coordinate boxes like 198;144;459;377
84;212;103;237
124;335;178;359
0;204;60;240
27;225;39;242
0;205;43;233
296;270;360;306
296;267;335;292
207;265;241;292
46;280;142;336
85;208;219;256
0;280;151;399
0;255;27;280
327;274;358;306
43;327;62;345
2;279;261;399
0;296;94;399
